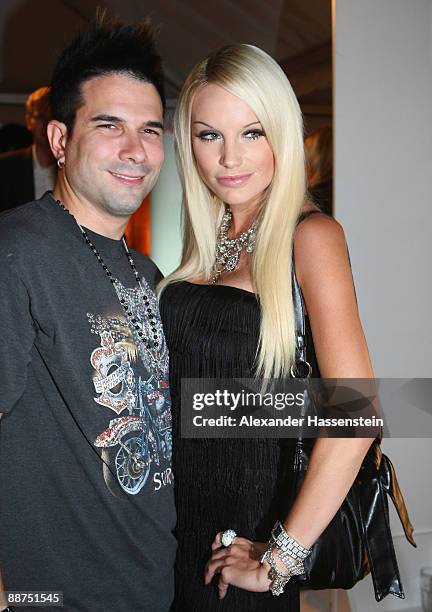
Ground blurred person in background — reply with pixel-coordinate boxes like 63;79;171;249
304;125;333;216
0;86;56;212
0;123;32;154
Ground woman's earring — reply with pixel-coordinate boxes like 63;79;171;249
57;159;65;169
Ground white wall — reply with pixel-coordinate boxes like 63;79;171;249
151;132;182;276
335;1;432;609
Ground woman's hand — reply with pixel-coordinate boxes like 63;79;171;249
204;532;271;599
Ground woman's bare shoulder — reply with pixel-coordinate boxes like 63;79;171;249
294;212;348;288
296;211;345;253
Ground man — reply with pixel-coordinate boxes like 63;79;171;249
0;16;175;612
0;87;56;212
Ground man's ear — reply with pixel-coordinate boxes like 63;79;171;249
47;120;68;165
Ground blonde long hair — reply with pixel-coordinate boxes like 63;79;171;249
159;44;306;378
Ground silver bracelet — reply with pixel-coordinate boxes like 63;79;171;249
276;551;304;574
267;521;312;578
260;545;293;596
277;545;306;574
261;523;312;595
260;544;306;596
271;521;311;562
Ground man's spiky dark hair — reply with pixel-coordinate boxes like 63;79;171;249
50;12;164;132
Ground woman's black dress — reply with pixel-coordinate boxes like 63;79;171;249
160;281;316;611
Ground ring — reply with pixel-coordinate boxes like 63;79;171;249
221;529;237;547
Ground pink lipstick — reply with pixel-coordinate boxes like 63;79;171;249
216;173;252;187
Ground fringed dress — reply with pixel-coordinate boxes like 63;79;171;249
160;281;303;611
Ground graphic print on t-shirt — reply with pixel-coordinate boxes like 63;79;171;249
87;281;172;498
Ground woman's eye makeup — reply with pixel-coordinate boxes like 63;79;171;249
195;128;265;142
196;131;221;141
243;129;265;140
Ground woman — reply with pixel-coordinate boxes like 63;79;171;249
159;44;374;610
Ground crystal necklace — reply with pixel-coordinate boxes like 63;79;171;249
56;199;168;379
211;207;259;284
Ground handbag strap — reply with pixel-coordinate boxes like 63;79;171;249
291;263;307;365
379;452;416;547
291;210;323;367
359;450;416;601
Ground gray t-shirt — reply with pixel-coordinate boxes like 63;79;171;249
0;193;176;611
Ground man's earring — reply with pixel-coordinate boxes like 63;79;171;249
57;159;65;169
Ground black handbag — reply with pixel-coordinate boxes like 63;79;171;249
289;259;416;601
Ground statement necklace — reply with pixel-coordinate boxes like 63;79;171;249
211;207;259;284
56;199;167;379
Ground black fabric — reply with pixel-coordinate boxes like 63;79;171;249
160;282;301;611
0;193;176;612
0;146;34;212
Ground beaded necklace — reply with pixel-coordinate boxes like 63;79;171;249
56;199;167;379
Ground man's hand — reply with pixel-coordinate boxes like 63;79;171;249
204;533;271;599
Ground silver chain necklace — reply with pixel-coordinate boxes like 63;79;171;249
211;208;259;284
56;199;168;379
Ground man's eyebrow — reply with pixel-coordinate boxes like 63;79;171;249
146;120;164;130
90;114;123;123
192;120;261;129
90;115;164;130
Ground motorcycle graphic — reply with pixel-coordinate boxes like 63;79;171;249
95;376;172;496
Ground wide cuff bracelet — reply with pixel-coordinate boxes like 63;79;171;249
271;521;311;562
